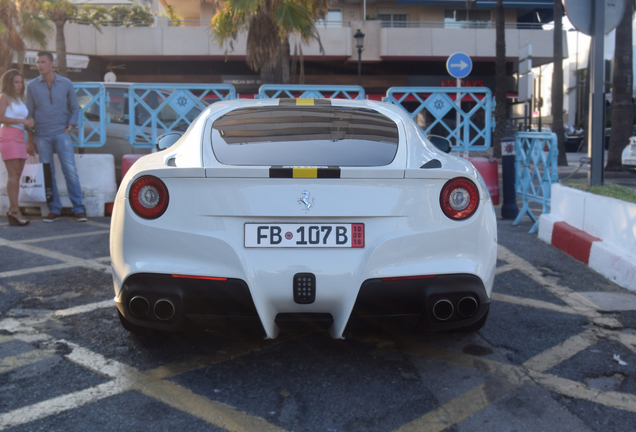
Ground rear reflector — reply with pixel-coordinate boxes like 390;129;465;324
172;275;228;281
381;275;437;282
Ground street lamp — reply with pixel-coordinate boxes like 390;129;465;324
354;29;365;86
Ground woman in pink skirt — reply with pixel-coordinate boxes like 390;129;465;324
0;69;35;226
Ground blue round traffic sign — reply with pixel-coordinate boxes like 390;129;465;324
446;53;473;79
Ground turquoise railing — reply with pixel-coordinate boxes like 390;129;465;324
513;132;559;233
383;87;494;151
128;84;236;147
73;83;108;148
255;85;365;100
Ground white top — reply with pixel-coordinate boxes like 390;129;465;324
3;98;28;130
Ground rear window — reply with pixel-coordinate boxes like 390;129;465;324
210;106;399;166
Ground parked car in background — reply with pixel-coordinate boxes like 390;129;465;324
110;97;498;339
623;136;636;173
76;83;207;182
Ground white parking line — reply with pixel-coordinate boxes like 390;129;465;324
0;236;110;275
53;300;113;317
18;230;110;244
0;232;634;431
522;329;599;372
492;292;579;315
497;245;623;327
0;380;128;430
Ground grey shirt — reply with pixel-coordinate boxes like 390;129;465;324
26;74;79;137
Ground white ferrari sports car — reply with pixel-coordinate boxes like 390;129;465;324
110;98;497;339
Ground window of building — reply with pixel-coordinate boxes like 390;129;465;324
316;9;343;28
378;14;408;28
444;9;491;29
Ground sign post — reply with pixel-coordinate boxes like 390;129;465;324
446;53;473;150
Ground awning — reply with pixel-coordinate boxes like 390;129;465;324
397;0;553;7
13;51;90;70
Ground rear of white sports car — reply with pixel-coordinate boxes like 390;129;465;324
110;98;497;339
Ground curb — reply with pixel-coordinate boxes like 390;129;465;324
538;184;636;292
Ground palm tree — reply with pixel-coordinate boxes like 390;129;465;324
492;0;506;159
41;0;77;77
0;0;48;74
551;0;566;166
210;0;328;84
0;0;23;74
606;0;634;171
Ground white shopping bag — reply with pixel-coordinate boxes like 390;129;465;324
18;155;53;203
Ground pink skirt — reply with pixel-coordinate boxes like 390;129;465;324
0;126;27;161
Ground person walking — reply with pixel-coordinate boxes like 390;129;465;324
0;69;34;226
26;51;87;222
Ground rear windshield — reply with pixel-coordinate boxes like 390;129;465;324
210;106;399;166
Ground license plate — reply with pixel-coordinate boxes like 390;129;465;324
245;223;364;248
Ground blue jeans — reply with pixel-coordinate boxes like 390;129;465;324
33;133;85;215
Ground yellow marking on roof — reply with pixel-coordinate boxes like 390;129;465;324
296;98;315;106
293;167;318;178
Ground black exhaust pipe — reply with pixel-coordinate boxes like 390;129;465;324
432;299;454;321
154;298;176;321
129;296;150;317
457;297;479;317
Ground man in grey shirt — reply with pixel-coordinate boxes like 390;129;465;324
26;51;86;222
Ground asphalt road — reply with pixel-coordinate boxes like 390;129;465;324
1;213;635;431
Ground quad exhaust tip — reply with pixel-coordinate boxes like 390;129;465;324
154;298;176;321
432;299;454;321
128;296;176;321
432;297;479;321
129;296;150;317
458;297;478;317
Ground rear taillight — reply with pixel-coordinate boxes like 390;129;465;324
129;175;169;219
440;177;479;220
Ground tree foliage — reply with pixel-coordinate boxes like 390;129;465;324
41;0;78;76
107;4;154;27
0;0;49;75
210;0;328;83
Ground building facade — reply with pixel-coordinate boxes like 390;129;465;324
23;0;562;100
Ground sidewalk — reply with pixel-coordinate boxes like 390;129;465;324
534;152;636;292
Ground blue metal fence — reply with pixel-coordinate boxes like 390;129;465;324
74;84;496;157
255;85;366;100
383;87;494;151
128;84;236;147
513;132;559;233
73;83;108;147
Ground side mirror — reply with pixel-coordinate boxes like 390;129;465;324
427;135;452;153
156;132;182;151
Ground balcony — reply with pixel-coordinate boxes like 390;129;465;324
29;18;561;66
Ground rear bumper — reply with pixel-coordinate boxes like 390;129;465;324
622;163;636;172
115;273;489;336
352;274;490;331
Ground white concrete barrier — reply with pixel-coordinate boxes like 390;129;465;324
539;183;636;292
0;154;117;217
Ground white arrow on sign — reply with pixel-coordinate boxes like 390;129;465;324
451;60;468;70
